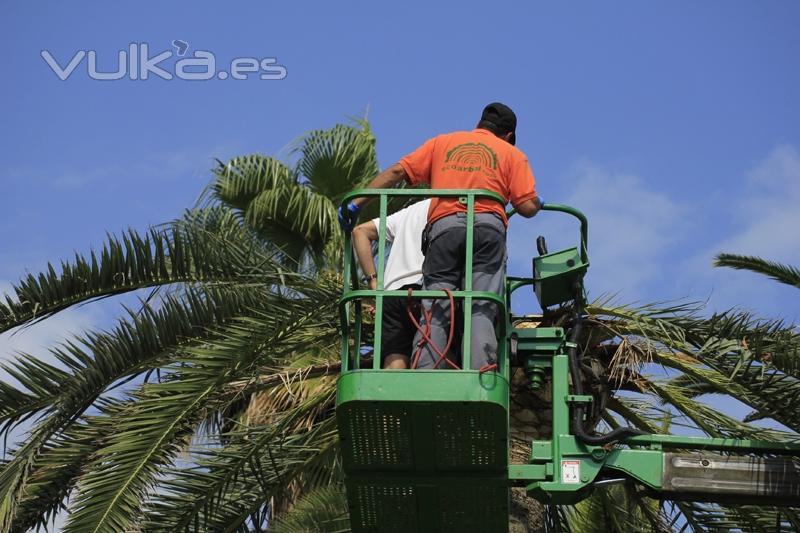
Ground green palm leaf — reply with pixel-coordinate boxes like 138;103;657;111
244;186;341;266
295;120;379;202
145;403;339;531
9;410;115;533
715;253;800;289
63;282;337;532
0;287;271;432
211;155;298;211
0;208;276;333
269;485;349;533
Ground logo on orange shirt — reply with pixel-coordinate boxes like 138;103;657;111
442;143;498;177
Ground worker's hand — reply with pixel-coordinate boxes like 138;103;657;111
368;278;378;291
338;202;361;231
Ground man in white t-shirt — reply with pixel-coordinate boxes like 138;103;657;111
352;199;431;369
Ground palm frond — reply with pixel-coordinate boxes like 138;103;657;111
211;155;298;211
606;397;664;434
649;380;794;441
0;287;272;433
688;338;800;433
144;402;339;532
682;309;800;377
62;282;338;533
8;408;117;533
244;186;341;267
269;485;349;533
652;349;799;432
0;208;279;333
295;120;379;202
671;500;800;533
0;285;318;532
568;483;671;533
588;300;800;432
714;253;800;289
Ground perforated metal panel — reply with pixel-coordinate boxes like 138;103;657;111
341;404;413;469
336;371;510;532
434;405;505;470
439;485;508;532
347;480;508;533
350;483;418;532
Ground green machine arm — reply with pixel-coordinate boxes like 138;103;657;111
508;321;800;505
508;204;800;506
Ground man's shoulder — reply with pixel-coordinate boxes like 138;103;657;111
395;198;431;221
431;130;473;143
508;143;529;161
386;199;429;235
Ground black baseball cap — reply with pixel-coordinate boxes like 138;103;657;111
480;102;517;145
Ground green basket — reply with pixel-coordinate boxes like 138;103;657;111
337;371;510;532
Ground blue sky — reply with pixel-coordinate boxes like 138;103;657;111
1;1;799;416
2;1;799;316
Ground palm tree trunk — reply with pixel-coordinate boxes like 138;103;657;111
509;367;552;531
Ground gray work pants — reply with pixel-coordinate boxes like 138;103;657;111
413;212;506;370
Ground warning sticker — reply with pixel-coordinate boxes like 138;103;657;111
561;460;581;484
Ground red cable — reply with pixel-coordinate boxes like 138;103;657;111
479;363;497;373
406;288;459;370
409;307;431;369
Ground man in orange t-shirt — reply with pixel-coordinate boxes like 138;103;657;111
339;102;542;369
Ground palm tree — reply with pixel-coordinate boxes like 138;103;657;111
0;119;798;533
0;120;379;533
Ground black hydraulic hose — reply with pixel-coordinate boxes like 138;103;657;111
568;292;645;445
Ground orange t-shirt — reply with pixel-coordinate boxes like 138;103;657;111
399;128;537;225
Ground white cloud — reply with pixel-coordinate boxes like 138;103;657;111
717;145;800;260
508;160;687;304
509;146;800;321
679;145;800;317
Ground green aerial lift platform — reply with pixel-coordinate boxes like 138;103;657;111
336;189;800;532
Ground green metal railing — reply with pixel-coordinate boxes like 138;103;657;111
339;188;509;373
505;202;590;300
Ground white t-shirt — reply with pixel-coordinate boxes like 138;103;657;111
371;199;431;290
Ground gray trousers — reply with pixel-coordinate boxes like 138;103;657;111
413;212;506;370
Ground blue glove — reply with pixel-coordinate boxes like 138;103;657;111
338;201;361;231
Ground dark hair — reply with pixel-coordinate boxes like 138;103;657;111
477;119;510;137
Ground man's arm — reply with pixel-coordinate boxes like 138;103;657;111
352;220;379;290
352;163;409;209
515;197;543;218
338;163;409;231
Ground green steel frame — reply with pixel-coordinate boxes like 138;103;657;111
339;188;511;374
337;189;800;532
